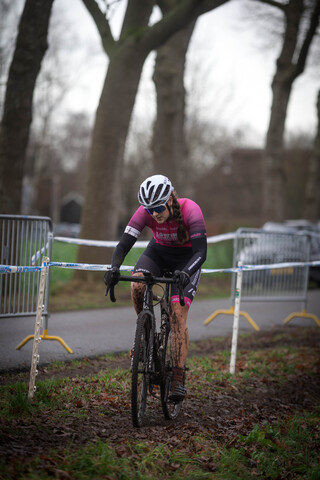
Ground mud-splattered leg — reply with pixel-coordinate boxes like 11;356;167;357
170;302;189;369
168;302;189;400
131;272;145;314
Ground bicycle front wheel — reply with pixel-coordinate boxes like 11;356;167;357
131;312;151;428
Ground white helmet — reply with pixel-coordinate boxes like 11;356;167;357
138;175;174;208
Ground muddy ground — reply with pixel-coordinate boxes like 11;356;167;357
0;326;319;465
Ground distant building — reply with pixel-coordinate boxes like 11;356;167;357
194;148;316;234
60;192;83;224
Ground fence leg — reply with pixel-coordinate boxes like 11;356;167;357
16;328;73;353
203;306;260;331
230;263;243;374
204;308;234;325
16;262;73;353
284;309;320;328
40;329;73;353
28;257;48;400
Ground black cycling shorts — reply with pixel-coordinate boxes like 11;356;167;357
133;242;201;308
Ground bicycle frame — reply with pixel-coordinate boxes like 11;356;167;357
116;275;173;378
107;274;185;426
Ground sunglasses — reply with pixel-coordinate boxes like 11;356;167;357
145;204;167;215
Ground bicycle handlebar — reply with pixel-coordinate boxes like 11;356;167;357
106;274;185;307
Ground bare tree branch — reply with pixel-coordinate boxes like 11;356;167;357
141;0;229;52
81;0;116;56
257;0;286;11
294;0;320;78
119;0;155;42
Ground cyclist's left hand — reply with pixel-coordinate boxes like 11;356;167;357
173;270;190;288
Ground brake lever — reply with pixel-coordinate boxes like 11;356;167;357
105;285;116;302
110;285;116;303
178;282;185;307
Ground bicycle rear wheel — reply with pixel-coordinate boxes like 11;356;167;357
131;313;151;428
160;328;183;420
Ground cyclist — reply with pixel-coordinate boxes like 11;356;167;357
104;174;207;401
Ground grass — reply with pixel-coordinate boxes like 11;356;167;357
1;416;319;479
48;240;234;311
225;412;320;479
49;241;78;293
0;330;319;479
1;412;319;479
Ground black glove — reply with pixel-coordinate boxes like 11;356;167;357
104;266;120;296
173;270;190;289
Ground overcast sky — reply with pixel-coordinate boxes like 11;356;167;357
53;0;319;147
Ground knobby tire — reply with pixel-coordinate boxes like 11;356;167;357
160;327;183;420
131;313;151;428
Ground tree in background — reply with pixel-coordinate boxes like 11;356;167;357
152;0;196;193
77;0;230;268
0;0;24;116
25;112;92;220
0;0;54;214
22;1;97;219
304;90;320;220
151;1;249;200
151;0;320;224
257;0;320;221
121;121;154;227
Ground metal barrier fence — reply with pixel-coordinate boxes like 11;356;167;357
205;227;318;329
232;228;310;302
0;215;70;354
0;214;53;319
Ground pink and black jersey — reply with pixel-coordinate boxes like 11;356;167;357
124;199;206;247
111;198;207;281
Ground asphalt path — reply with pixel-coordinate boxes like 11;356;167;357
0;291;319;372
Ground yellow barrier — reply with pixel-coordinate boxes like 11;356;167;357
16;329;73;353
203;305;260;331
284;309;320;328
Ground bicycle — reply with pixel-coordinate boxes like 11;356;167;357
107;272;186;428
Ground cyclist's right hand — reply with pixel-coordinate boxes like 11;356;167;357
173;270;190;288
104;266;120;297
173;270;188;307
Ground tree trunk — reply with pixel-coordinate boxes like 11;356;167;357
263;76;291;221
0;0;54;214
262;0;303;221
304;90;320;221
78;47;148;266
262;0;320;221
152;20;196;194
